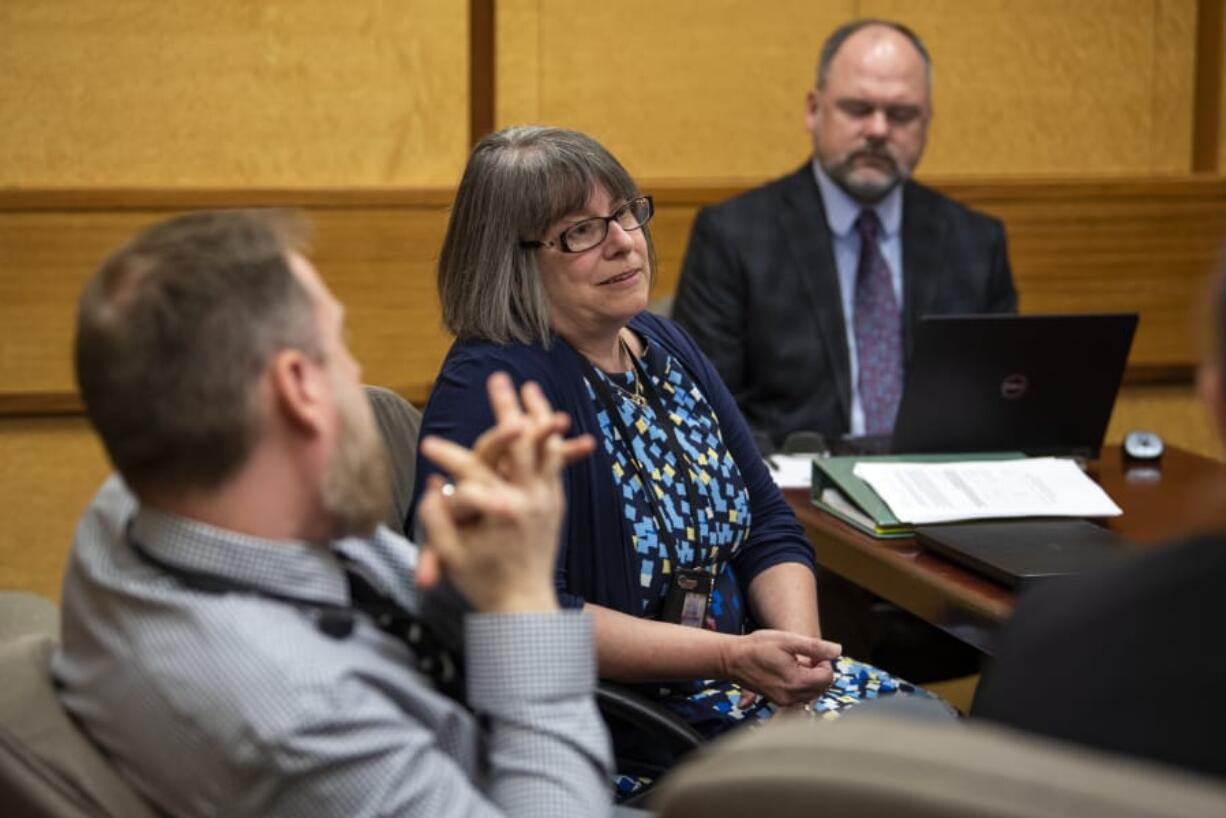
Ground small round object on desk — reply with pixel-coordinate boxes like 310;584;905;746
1122;430;1164;462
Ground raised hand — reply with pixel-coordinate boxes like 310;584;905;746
414;372;594;613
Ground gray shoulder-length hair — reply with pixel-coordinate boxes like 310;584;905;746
438;125;657;346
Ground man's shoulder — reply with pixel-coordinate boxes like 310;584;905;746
698;165;812;224
1002;532;1226;650
975;531;1226;743
58;591;446;814
904;178;1005;233
59;485;418;746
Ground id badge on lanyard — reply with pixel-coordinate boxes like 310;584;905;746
579;344;713;629
661;568;713;629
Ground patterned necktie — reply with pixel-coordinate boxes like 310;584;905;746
853;209;903;435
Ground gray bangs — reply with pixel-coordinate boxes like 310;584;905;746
509;135;642;241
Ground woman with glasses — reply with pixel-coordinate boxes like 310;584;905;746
409;126;925;790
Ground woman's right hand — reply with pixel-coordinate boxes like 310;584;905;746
720;630;841;707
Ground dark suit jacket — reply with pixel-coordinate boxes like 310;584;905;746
973;533;1226;782
672;164;1017;446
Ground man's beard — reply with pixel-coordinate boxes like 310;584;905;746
826;146;905;203
320;388;393;539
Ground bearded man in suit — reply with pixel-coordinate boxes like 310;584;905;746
673;18;1017;448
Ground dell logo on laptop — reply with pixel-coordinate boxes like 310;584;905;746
1001;374;1029;399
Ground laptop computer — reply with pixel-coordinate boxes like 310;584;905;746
914;519;1134;590
881;313;1138;459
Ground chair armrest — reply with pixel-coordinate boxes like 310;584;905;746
597;682;704;808
652;711;1226;818
596;682;704;754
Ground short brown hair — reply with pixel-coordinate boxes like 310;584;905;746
438;125;657;346
75;209;320;493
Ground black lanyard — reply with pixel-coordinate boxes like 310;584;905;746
578;341;710;574
126;525;466;705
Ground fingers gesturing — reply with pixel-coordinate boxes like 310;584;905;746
414;373;593;613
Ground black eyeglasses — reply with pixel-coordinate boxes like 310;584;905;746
520;195;654;254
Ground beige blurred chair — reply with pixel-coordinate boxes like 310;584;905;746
651;709;1226;818
364;384;423;535
0;593;160;818
0;590;59;642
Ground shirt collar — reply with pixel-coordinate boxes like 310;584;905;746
129;506;351;607
811;158;903;239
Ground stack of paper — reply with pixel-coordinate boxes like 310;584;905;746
806;454;1123;539
851;457;1122;525
809;453;1024;538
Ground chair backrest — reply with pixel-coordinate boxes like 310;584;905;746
652;711;1226;818
364;385;423;536
0;590;59;642
0;634;160;818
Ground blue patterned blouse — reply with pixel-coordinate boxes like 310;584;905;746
584;337;752;633
584;336;772;740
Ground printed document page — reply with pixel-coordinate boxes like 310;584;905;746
851;457;1122;525
766;454;818;489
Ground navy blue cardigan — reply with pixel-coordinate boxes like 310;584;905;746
407;311;816;615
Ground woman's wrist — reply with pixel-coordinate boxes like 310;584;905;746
715;631;744;682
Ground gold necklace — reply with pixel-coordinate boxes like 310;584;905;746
609;337;647;408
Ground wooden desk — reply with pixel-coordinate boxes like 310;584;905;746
784;446;1226;653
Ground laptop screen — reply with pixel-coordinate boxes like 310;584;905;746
890;313;1138;458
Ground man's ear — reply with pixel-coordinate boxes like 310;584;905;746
269;349;328;434
804;88;820;131
1197;363;1226;443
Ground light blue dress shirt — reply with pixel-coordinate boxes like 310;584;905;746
811;161;904;437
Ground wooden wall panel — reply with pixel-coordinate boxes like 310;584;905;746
1221;0;1226;166
287;204;455;402
1;210;168;400
869;0;1197;175
4;178;1223;414
0;194;453;408
0;417;110;602
496;0;1199;180
1155;0;1203;170
0;1;469;187
496;0;853;181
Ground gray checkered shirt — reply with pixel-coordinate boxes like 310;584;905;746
53;476;612;817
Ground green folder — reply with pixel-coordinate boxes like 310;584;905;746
809;453;1026;539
